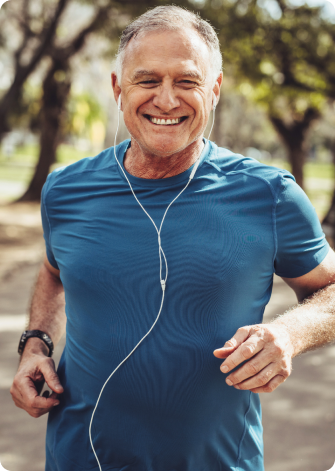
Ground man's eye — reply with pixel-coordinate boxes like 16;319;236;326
180;80;197;85
140;80;158;85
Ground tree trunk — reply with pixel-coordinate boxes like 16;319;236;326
0;0;69;141
287;144;305;189
270;107;320;189
322;141;335;245
17;64;71;202
14;3;113;201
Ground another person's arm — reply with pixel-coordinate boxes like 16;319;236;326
10;255;66;417
213;249;335;393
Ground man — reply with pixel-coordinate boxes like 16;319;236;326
10;5;335;471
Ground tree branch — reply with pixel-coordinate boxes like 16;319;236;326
275;0;287;13
48;5;111;63
0;0;70;136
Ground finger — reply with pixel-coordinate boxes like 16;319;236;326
220;335;265;374
213;326;252;359
42;390;58;400
23;377;60;410
231;363;278;390
12;371;60;410
249;374;286;394
30;394;60;410
213;345;236;359
14;392;60;413
25;400;60;418
225;349;273;385
42;359;64;394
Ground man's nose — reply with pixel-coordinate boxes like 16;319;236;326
152;84;180;112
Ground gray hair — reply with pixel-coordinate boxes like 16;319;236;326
115;5;222;84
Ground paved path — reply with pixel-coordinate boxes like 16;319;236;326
0;263;335;471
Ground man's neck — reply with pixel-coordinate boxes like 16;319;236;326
123;138;205;179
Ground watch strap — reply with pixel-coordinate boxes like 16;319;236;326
18;330;54;357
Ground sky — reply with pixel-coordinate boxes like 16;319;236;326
191;0;335;20
261;0;335;20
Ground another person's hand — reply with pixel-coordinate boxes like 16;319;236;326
213;324;294;393
10;338;64;417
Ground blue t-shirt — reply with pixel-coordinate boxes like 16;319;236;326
42;139;328;471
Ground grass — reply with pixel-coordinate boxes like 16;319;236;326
0;143;93;178
261;159;335;180
305;162;334;180
0;145;334;219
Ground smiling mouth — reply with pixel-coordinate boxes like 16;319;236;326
144;115;188;126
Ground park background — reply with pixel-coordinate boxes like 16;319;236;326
0;0;335;470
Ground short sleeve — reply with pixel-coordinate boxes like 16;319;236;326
41;175;59;270
274;174;329;278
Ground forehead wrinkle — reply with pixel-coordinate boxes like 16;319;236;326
124;29;211;81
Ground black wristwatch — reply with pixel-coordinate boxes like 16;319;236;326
18;330;54;357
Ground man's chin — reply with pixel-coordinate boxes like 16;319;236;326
137;136;191;157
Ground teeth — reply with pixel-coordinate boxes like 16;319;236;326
149;116;182;125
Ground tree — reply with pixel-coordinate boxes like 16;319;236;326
0;0;69;139
310;104;335;240
17;3;112;201
270;107;320;188
211;87;279;156
194;0;335;187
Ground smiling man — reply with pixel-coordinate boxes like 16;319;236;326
11;5;335;471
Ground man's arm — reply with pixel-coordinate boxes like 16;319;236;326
213;249;335;393
10;255;66;417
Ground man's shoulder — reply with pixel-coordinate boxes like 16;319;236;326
42;142;128;201
46;146;115;187
208;143;294;193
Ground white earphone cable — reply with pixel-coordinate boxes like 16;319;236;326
89;95;216;471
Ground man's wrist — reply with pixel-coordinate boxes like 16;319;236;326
22;337;50;358
18;329;54;358
270;321;297;357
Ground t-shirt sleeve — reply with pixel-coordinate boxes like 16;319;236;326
41;174;59;270
274;173;329;278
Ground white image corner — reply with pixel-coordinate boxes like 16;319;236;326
326;463;335;471
0;463;10;471
0;0;10;9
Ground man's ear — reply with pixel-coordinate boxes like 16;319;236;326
212;72;223;109
111;72;121;109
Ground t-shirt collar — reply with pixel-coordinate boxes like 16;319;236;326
115;138;214;188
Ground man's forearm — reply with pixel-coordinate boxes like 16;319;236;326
25;263;66;356
11;261;66;415
271;283;335;357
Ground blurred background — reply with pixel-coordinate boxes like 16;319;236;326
0;0;335;470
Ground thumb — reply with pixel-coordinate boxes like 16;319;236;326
42;361;64;394
213;327;251;358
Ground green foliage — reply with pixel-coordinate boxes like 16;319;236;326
194;0;335;120
65;92;106;140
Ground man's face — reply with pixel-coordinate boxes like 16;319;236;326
112;28;222;157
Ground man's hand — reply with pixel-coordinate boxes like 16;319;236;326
213;324;294;393
10;338;64;417
10;255;66;417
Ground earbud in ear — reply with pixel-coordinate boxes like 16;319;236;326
212;94;217;110
118;95;121;110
